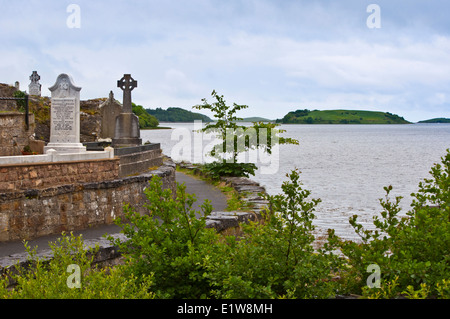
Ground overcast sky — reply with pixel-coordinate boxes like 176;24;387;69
1;0;449;122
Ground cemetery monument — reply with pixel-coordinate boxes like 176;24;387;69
99;90;122;139
43;73;87;153
112;74;142;147
28;71;41;96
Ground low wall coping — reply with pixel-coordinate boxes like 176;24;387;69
113;143;161;156
0;148;115;166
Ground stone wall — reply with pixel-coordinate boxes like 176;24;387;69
0;84;18;111
115;143;163;177
0;161;176;242
0;161;266;273
0;113;36;156
0;157;119;192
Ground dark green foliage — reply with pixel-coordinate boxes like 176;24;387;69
278;109;410;124
13;90;27;112
111;169;342;299
132;103;159;128
146;107;212;122
193;90;298;178
0;233;154;299
418;118;450;123
110;175;218;298
201;162;258;179
204;169;342;298
329;149;450;298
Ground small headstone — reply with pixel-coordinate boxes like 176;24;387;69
44;73;86;153
112;74;142;147
28;71;41;96
99;91;123;139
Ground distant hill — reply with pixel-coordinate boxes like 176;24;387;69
418;118;450;123
277;109;411;124
146;107;212;122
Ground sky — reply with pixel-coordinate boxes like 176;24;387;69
1;0;450;122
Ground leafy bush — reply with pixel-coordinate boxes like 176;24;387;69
201;162;258;179
109;175;219;298
109;169;342;299
13;90;27;112
329;149;450;298
204;169;342;298
4;150;448;299
0;233;154;299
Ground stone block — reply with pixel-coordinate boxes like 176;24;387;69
99;91;122;139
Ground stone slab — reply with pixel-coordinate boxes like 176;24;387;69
44;74;85;153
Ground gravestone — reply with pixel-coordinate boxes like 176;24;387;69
28;71;41;96
44;73;86;153
99;91;122;139
112;74;142;147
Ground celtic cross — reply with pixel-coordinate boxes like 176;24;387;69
117;74;137;113
29;71;40;83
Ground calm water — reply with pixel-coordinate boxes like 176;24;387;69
142;123;450;240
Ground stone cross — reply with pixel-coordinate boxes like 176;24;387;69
117;74;137;113
28;71;41;96
113;74;141;147
30;71;40;83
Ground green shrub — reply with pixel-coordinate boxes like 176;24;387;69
109;175;219;298
13;90;27;112
109;169;341;299
330;149;450;298
204;169;342;298
201;162;258;179
0;233;154;299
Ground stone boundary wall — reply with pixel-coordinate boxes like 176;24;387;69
0;161;176;242
0;113;35;156
0;157;119;192
0;161;268;273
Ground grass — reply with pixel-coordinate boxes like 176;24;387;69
280;109;411;124
418;118;450;123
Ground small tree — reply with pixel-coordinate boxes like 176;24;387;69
193;90;298;178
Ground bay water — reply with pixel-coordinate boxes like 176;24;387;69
141;123;450;241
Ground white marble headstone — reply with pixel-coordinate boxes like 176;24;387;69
44;73;86;153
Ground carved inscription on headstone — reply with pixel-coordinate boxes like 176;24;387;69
52;98;75;135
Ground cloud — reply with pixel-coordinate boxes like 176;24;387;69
1;1;450;122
